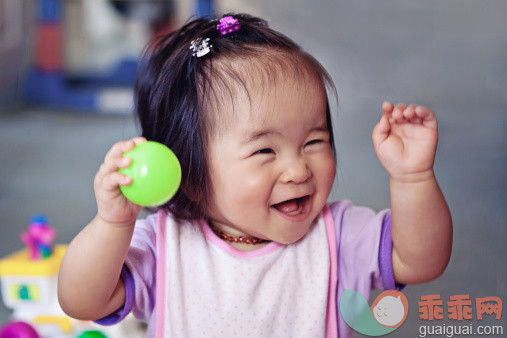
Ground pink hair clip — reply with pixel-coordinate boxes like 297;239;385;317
217;16;241;36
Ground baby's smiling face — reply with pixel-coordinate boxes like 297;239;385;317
205;71;336;247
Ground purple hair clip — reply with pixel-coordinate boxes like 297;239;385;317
217;16;241;36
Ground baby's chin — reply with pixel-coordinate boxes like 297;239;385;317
272;224;313;244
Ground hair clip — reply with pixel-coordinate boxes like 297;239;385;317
190;38;212;57
217;16;241;36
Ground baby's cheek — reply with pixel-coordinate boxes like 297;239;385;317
237;173;272;202
320;158;336;189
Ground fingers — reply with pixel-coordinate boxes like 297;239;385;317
104;140;131;163
132;136;147;145
382;102;435;126
372;114;391;146
373;101;394;146
103;171;132;190
95;137;147;189
382;101;394;115
103;137;147;170
415;106;437;129
392;103;408;120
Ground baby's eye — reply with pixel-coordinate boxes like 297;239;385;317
253;148;274;155
305;139;323;146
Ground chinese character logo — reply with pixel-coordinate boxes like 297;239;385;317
418;294;503;321
419;294;444;320
476;296;502;320
340;289;409;336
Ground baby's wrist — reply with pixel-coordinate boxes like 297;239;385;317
94;214;136;230
389;169;435;185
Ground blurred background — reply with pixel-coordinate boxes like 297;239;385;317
0;0;505;337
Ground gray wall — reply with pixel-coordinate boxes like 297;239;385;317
0;0;29;111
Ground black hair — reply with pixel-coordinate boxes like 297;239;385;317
135;13;337;220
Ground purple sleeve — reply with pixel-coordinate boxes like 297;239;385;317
94;214;159;325
330;200;404;291
378;213;405;291
94;265;135;325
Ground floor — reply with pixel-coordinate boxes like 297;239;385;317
1;1;506;336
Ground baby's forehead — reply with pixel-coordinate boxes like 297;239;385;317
214;49;322;93
204;53;326;132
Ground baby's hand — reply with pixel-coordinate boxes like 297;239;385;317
372;102;438;182
94;137;147;226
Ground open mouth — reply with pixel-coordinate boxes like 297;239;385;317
271;195;310;216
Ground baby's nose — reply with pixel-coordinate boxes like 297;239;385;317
280;158;311;184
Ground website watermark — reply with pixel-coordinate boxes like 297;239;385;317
419;324;503;337
340;290;503;337
340;289;409;336
418;294;503;337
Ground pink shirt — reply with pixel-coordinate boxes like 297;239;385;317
96;200;401;337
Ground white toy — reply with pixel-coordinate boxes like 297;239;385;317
0;215;144;338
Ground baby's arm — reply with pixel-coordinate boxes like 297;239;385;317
58;137;146;320
372;102;452;285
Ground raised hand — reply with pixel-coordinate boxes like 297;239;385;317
94;137;147;226
372;102;438;182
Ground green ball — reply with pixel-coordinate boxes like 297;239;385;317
119;141;181;207
76;331;107;338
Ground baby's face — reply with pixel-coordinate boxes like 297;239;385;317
206;75;336;244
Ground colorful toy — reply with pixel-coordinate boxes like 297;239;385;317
76;331;107;338
0;216;145;337
119;141;181;207
20;215;57;260
0;321;39;338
